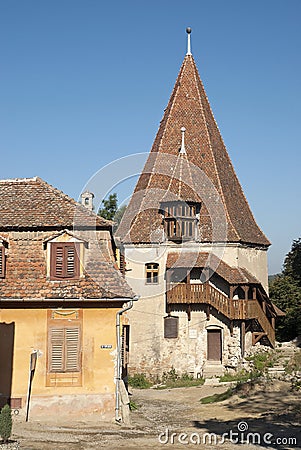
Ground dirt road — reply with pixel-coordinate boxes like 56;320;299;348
11;380;300;449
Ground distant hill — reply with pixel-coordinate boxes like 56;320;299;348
269;274;280;283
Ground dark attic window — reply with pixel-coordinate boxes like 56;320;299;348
164;316;179;339
0;246;6;278
160;201;200;242
50;243;80;280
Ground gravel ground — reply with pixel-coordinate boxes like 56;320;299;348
8;380;301;449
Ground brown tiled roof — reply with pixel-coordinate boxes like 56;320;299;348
0;178;135;300
0;177;111;229
118;54;270;247
0;232;135;301
166;252;260;285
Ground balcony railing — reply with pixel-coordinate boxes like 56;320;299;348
166;282;275;345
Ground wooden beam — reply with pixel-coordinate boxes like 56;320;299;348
206;304;210;321
241;321;246;357
246;321;252;332
187;304;191;321
242;285;249;300
252;332;266;346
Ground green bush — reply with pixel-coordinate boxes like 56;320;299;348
219;370;251;383
157;368;204;389
0;404;12;444
128;373;152;389
162;367;179;383
129;400;139;411
200;388;233;404
245;350;276;376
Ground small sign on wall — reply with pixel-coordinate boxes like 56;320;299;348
189;329;197;339
100;344;113;349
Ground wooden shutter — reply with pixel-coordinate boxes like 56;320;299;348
49;327;80;372
65;327;80;372
50;328;64;372
121;325;130;367
54;245;64;278
0;246;5;278
119;253;125;275
66;246;76;277
51;243;79;279
164;316;179;339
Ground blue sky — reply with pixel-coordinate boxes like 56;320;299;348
1;0;300;274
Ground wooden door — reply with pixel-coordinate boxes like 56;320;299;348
0;323;15;408
207;329;222;361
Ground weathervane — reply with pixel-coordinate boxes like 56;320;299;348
186;27;192;55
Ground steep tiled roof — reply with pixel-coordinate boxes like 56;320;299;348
0;178;135;300
0;177;110;229
166;252;260;285
118;53;270;247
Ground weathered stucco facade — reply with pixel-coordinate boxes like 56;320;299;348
0;177;135;419
0;307;118;418
117;30;281;378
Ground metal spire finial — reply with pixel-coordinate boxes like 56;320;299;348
180;127;186;154
186;27;192;55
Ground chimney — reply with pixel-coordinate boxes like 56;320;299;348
81;191;94;211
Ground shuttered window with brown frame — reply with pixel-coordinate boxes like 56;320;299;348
164;316;179;339
49;326;81;373
50;243;80;280
0;246;5;278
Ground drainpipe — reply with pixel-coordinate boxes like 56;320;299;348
115;295;139;422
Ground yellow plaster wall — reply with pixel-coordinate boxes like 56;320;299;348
0;308;118;401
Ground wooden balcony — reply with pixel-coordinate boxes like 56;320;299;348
166;282;275;346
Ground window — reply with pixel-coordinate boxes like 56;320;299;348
164;316;179;338
161;202;199;241
49;326;81;373
146;263;159;284
50;243;79;280
0;246;5;278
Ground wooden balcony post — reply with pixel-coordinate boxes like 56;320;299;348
252;287;257;300
230;320;234;337
242;286;249;300
241;321;246;357
186;304;191;321
205;281;210;303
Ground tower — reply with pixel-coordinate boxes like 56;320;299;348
117;29;280;378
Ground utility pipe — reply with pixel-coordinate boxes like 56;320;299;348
115;296;139;422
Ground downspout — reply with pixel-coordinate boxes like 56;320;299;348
115;295;139;422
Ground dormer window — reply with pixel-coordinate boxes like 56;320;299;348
50;243;80;280
161;201;199;242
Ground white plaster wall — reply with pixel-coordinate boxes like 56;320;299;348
123;242;267;377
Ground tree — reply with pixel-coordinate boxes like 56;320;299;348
0;404;12;444
98;193;118;221
283;238;301;285
269;238;301;342
114;204;127;227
